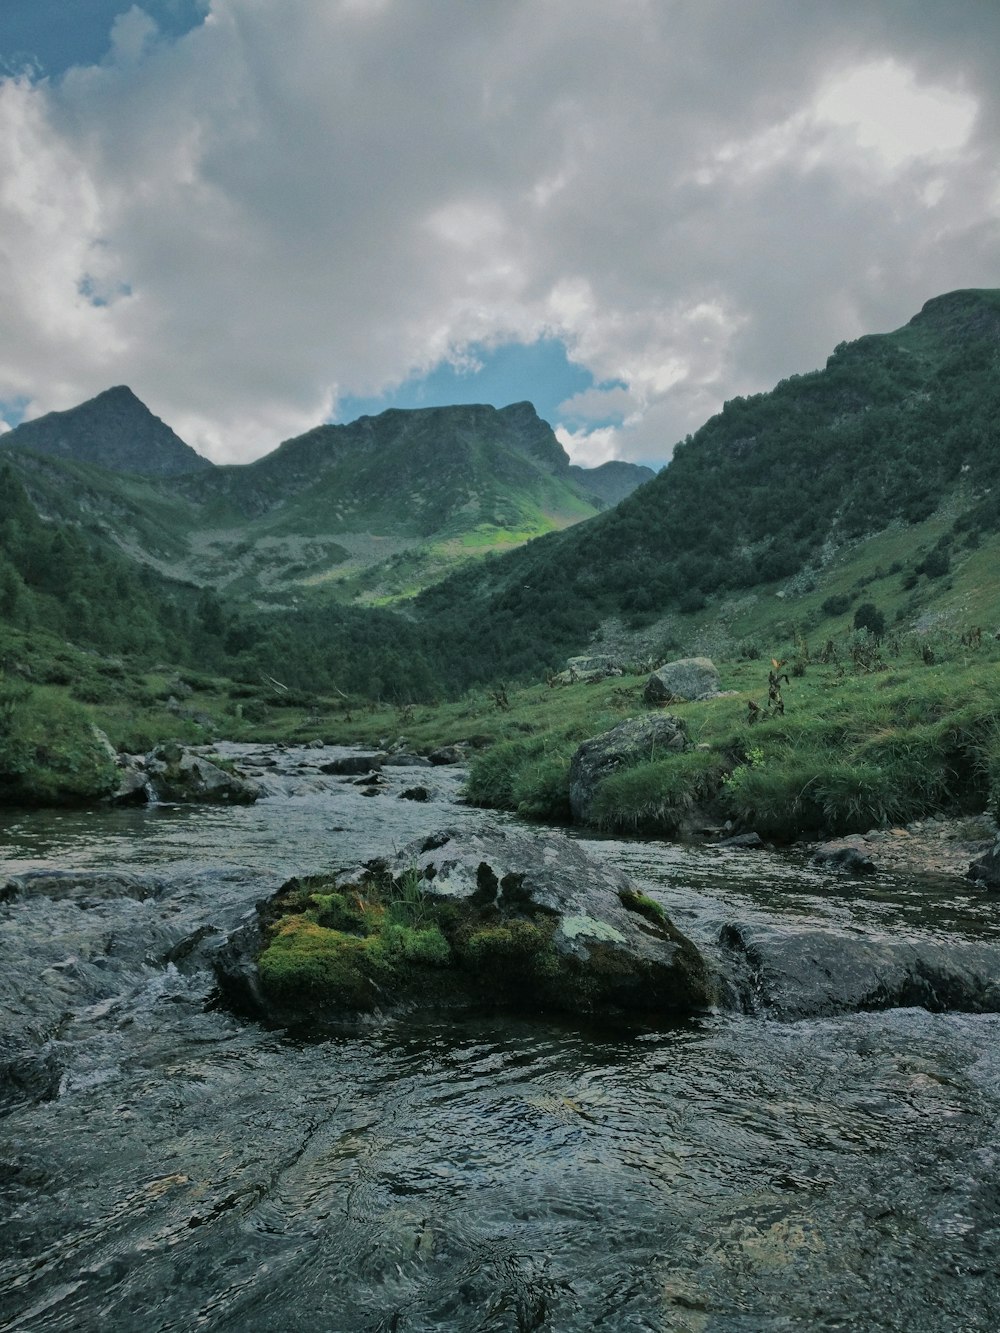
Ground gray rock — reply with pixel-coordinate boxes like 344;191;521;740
427;745;465;766
214;825;716;1022
110;764;151;806
382;752;432;767
145;745;260;804
811;840;877;876
569;713;687;824
319;752;388;775
968;836;1000;889
719;921;1000;1018
553;654;624;685
716;831;765;850
379;826;714;1012
643;656;720;705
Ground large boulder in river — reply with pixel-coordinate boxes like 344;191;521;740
643;657;720;705
213;824;716;1022
569;713;687;824
144;743;261;804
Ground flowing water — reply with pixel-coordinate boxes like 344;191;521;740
2;746;1000;1332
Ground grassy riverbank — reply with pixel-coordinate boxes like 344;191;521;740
2;622;999;839
320;630;1000;842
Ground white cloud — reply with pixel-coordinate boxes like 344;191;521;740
814;59;976;168
0;1;998;465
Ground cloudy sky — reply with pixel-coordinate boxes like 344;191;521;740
1;1;998;467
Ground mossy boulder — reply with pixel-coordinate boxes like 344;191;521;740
214;825;716;1024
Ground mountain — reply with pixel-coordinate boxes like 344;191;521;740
415;288;1000;679
2;289;1000;704
1;385;212;477
0;396;652;605
569;459;656;505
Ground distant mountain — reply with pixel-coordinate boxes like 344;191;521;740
1;385;212;477
569;459;656;506
416;288;1000;678
0;395;651;604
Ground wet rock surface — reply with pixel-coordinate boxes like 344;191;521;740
719;920;1000;1019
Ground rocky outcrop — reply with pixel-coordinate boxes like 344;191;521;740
143;744;261;804
213;824;716;1023
719;921;1000;1019
568;713;687;824
551;654;624;685
643;657;720;705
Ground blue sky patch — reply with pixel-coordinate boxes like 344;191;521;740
0;1;207;78
0;397;30;431
335;337;623;431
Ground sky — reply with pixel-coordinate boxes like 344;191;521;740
0;2;998;468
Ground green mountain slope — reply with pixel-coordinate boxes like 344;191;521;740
416;289;1000;679
1;396;652;604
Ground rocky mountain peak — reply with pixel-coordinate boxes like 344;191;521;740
1;385;213;477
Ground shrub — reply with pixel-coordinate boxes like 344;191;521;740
821;594;852;617
853;602;886;639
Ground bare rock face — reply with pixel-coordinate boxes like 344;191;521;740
569;714;687;824
643;657;720;705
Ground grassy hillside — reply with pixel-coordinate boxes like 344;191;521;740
416;289;1000;680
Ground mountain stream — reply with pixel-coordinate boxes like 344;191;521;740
2;745;1000;1331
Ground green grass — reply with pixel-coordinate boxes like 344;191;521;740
0;676;118;805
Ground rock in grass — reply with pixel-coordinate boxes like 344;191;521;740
643;656;720;705
213;825;715;1023
568;713;687;825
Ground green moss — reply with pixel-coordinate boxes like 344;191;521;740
309;890;369;934
619;888;668;925
259;918;391;1010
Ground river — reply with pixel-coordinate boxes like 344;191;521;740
2;745;999;1331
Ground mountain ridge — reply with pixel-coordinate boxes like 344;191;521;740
1;385;213;477
0;393;653;604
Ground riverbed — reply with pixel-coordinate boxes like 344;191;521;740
2;745;1000;1331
